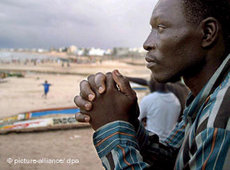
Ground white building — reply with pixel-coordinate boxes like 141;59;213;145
67;45;77;54
88;48;105;56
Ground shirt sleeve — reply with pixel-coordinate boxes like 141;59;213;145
93;121;149;169
135;120;180;169
93;120;179;170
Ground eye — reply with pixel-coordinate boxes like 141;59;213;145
157;24;166;33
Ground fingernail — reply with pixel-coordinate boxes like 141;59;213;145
85;103;91;110
98;86;104;94
88;94;95;101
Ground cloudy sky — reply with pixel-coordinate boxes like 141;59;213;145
0;0;158;49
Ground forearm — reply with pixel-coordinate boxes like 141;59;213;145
93;121;179;170
93;121;149;169
136;121;179;169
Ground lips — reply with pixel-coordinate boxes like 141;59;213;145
145;56;155;62
145;56;157;68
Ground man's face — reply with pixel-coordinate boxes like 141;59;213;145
144;0;204;83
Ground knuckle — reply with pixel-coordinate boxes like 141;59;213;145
80;91;84;97
75;115;85;122
105;72;113;82
95;72;105;77
80;80;88;87
87;75;97;88
95;73;106;87
74;96;89;109
80;109;90;115
87;74;95;81
96;73;106;81
74;95;80;105
105;72;112;77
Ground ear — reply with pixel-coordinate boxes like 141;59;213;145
200;17;219;48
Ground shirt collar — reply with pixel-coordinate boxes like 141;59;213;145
183;53;230;123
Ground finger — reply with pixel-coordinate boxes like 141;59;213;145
74;95;92;111
87;74;98;93
80;80;95;101
75;112;90;122
94;72;106;94
112;70;136;98
105;72;117;91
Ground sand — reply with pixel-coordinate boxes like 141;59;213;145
0;128;103;170
0;58;150;170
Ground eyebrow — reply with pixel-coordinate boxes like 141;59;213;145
150;13;171;26
150;15;161;26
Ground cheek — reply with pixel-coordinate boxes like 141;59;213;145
157;40;181;68
157;34;180;58
158;31;199;67
152;39;191;80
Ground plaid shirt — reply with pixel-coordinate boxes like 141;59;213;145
93;54;230;170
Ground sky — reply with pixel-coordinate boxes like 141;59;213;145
0;0;158;49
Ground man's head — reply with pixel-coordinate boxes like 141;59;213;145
182;0;230;53
144;0;230;83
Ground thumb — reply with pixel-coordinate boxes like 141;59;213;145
112;70;136;98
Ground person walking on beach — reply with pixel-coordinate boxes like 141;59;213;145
42;80;51;99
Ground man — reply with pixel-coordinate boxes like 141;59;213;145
42;80;51;98
127;76;189;122
74;0;230;169
137;78;181;141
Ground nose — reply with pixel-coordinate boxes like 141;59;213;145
143;32;155;51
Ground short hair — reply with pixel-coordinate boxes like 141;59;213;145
182;0;230;53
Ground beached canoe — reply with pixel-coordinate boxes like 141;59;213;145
0;107;89;134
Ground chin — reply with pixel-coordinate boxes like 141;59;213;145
151;74;168;83
152;72;181;83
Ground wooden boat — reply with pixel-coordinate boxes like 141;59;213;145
0;107;89;134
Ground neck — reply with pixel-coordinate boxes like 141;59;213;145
184;52;225;96
157;89;169;93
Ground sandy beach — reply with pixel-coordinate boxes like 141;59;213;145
0;54;150;170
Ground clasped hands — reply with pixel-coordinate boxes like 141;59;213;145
74;70;140;130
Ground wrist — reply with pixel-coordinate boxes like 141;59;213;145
93;120;138;158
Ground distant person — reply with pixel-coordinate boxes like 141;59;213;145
128;75;190;122
166;80;190;121
139;79;181;141
42;80;51;98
